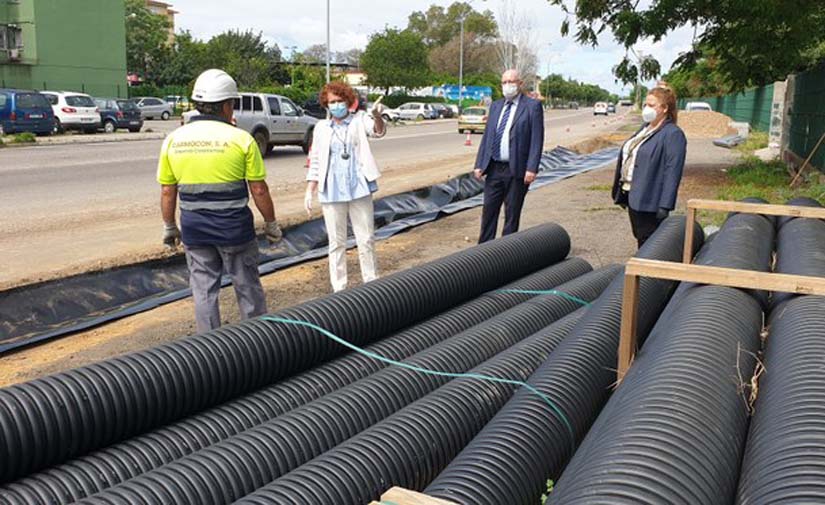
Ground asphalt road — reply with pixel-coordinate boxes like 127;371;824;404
0;108;630;287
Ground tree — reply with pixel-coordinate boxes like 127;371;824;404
496;0;539;85
155;31;207;86
548;0;825;90
125;0;171;81
300;44;328;64
407;2;497;47
361;29;431;93
336;48;364;68
429;32;499;76
204;30;288;88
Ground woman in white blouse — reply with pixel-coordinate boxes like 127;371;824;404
304;82;386;292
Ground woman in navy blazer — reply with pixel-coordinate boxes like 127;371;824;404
612;87;687;247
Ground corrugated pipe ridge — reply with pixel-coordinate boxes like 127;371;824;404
0;223;571;484
547;285;763;504
736;296;825;503
771;198;825;308
1;259;592;505
776;196;822;229
74;267;617;505
424;216;698;505
236;310;588;505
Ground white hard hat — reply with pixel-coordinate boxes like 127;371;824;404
191;69;240;103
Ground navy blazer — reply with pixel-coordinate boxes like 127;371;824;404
474;95;545;178
612;120;687;213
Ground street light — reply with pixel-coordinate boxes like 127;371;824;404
325;0;331;83
544;43;552;110
285;45;297;86
457;0;484;108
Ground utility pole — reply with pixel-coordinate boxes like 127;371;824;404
458;14;465;107
325;0;331;83
545;42;552;110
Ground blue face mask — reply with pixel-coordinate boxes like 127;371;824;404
329;102;348;119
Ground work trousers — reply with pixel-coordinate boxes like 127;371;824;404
322;195;379;292
478;161;530;243
628;208;667;248
184;239;267;333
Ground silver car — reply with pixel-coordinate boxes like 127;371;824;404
233;93;318;156
132;97;173;120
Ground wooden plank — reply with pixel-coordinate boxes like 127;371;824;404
625;258;825;295
617;272;640;382
683;206;697;264
370;487;460;505
687;199;825;219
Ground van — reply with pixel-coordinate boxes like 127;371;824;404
233;92;318;156
0;89;55;135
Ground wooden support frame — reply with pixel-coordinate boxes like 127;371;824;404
682;199;825;263
619;199;825;382
369;487;459;505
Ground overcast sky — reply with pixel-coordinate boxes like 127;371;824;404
168;0;695;95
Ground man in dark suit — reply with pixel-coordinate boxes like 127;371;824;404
474;69;545;243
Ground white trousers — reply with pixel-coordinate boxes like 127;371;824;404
321;195;378;292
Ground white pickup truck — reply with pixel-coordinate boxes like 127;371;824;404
233;92;318;156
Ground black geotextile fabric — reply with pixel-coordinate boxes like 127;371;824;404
0;146;618;354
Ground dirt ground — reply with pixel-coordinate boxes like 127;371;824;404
0;136;741;387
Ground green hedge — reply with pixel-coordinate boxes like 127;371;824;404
128;84;190;99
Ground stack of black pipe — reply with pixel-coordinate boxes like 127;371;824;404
2;259;592;504
72;267;618;504
424;215;701;505
736;198;825;504
545;207;775;504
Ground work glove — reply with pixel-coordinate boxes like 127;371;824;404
163;222;181;248
265;221;283;243
656;208;670;220
304;186;315;215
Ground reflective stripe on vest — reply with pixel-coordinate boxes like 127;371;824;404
178;181;249;211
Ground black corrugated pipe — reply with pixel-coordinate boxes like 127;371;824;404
0;223;571;484
1;259;593;505
776;196;822;229
74;267;618;505
424;216;700;505
546;285;763;504
235;310;588;505
736;296;825;504
771;199;825;308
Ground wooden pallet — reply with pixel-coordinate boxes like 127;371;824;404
369;487;459;505
618;199;825;382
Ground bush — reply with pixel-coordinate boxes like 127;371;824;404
11;132;36;144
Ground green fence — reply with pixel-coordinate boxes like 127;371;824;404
788;62;825;171
677;84;774;131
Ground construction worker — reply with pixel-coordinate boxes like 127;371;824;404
157;68;282;332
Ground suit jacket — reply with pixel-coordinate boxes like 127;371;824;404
306;111;383;193
611;120;687;213
474;94;545;178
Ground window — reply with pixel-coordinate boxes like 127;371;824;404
268;97;281;115
43;94;58;105
233;98;241;111
281;99;298;117
0;93;7;109
241;96;252;111
252;97;263;112
94;99;107;109
17;93;50;109
66;96;95;107
117;100;138;111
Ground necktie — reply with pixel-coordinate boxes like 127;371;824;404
492;101;513;161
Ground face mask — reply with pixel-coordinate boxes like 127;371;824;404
329;102;348;119
502;83;519;99
642;105;658;123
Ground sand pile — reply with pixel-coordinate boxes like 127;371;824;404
678;111;737;138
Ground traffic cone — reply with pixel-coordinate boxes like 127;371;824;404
464;131;472;146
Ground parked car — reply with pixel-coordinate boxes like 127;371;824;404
607;102;616;114
181;109;200;126
685;101;713;112
396;102;438;121
41;91;100;133
0;89;55;136
457;106;488;134
380;107;401;122
233;92;318;156
94;98;143;133
164;95;191;111
431;103;454;119
446;104;460;116
132;97;173;120
301;94;327;119
593;102;609;116
567;101;580;110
